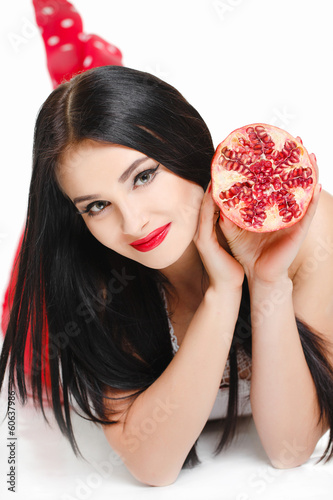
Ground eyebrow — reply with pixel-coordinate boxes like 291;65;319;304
118;156;150;183
73;156;150;206
73;194;101;205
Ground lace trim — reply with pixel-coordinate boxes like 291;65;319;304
159;285;252;387
169;319;179;354
159;285;179;354
220;347;252;388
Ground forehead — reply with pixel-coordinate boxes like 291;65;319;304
57;140;147;195
60;140;146;171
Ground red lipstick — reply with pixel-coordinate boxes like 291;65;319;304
130;223;171;252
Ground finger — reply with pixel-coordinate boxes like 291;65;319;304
296;182;322;233
295;137;318;180
308;182;322;216
194;183;219;241
309;152;319;181
218;210;233;231
205;183;222;224
217;209;243;241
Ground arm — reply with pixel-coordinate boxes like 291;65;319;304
219;154;332;466
102;185;244;486
249;188;333;467
250;189;333;467
104;286;241;486
248;276;326;467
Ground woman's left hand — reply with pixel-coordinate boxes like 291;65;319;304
217;152;321;283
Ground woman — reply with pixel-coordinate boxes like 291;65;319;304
0;64;333;487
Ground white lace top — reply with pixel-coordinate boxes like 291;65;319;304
161;288;252;419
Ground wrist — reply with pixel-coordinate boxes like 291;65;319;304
246;272;292;289
205;282;243;302
247;275;294;332
203;285;243;341
247;274;293;300
208;270;245;295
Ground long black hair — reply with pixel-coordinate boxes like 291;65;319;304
0;66;332;468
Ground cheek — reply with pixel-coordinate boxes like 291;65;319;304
154;175;204;222
177;185;204;226
85;219;118;249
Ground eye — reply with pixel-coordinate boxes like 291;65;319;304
89;201;110;214
134;164;160;187
77;200;110;217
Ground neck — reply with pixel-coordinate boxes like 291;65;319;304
160;241;208;308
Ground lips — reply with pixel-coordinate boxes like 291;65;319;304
130;223;171;252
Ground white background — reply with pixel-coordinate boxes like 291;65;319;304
0;1;333;499
1;0;333;299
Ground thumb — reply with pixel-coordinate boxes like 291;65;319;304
218;210;243;241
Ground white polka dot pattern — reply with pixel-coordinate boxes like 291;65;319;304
93;40;105;50
83;55;93;67
60;18;75;29
33;0;123;89
47;36;60;46
60;44;75;52
78;32;89;42
107;44;118;54
42;7;55;16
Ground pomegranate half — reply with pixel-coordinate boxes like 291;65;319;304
211;123;316;232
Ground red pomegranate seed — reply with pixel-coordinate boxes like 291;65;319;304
211;123;317;232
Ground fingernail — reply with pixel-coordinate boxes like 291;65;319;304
220;211;224;221
208;183;212;193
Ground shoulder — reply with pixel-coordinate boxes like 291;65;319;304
292;189;333;340
293;189;333;271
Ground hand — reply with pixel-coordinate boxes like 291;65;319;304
193;182;244;291
217;152;321;283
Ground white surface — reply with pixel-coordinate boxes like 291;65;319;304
1;0;333;498
0;391;333;500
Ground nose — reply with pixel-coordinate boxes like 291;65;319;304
118;199;149;237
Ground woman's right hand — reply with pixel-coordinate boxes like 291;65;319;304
193;181;245;292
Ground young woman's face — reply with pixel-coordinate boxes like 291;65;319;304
58;140;204;269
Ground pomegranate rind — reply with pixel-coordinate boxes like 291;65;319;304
211;123;317;233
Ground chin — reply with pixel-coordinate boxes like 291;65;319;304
143;254;180;270
151;243;195;271
129;246;183;270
